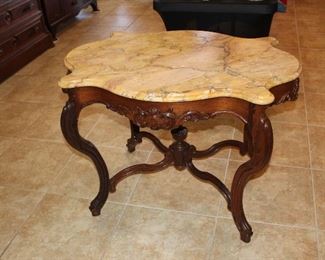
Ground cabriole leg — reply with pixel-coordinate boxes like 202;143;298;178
60;97;109;216
230;106;273;242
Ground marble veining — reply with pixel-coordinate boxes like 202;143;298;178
59;30;301;105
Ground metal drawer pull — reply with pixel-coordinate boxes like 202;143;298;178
4;11;12;24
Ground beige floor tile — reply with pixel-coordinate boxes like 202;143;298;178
303;68;325;94
44;34;78;58
0;78;18;99
0;186;44;254
270;18;298;48
320;230;325;259
306;93;325;126
296;6;325;22
183;117;236;160
24;103;103;142
96;15;139;27
87;111;153;151
309;126;325;170
211;218;318;260
14;56;49;76
231;122;310;168
0;75;65;104
49;146;150;203
301;48;325;69
108;0;151;8
272;10;296;22
64;35;99;50
297;19;325;35
0;139;72;192
126;14;166;32
66;7;130;29
1;194;124;260
0;137;16;157
313;170;325;230
112;4;151;16
13;51;65;77
102;206;215;260
271;122;310;167
220;162;315;227
40;63;68;80
267;93;306;124
296;13;325;49
299;32;325;49
0;102;45;137
130;152;227;215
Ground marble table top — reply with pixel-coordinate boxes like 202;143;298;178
59;30;301;105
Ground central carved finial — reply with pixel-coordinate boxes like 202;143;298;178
171;125;188;141
169;126;191;170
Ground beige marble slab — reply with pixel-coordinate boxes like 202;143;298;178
59;30;301;105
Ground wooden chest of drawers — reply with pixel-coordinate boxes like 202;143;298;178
0;0;53;82
41;0;98;36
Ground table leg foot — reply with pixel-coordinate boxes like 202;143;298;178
240;229;253;243
89;202;102;216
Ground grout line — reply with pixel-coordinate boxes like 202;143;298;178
125;144;155;204
206;219;218;260
303;91;325;96
123;202;216;219
85;114;103;139
19;137;66;144
217;215;317;231
100;142;155;260
216;126;236;218
0;191;47;258
268;119;307;126
0;99;57;105
0;179;52;257
99;202;128;260
293;2;321;259
307;123;325;129
99;199;319;232
206;126;236;260
229;158;312;170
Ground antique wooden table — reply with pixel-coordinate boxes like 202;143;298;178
59;31;300;242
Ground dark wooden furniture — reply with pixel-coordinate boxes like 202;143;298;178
59;31;301;243
41;0;99;36
153;0;278;37
0;0;53;82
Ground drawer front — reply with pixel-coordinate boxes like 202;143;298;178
0;0;38;29
0;18;44;60
42;0;64;24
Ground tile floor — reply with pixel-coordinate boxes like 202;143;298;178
0;0;324;259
